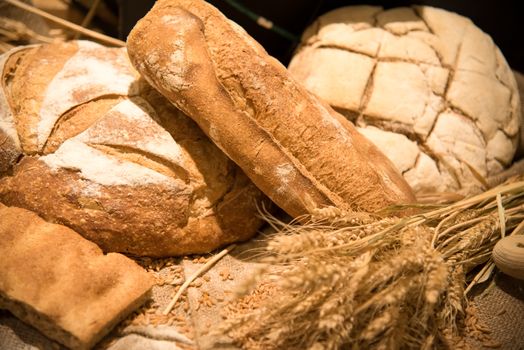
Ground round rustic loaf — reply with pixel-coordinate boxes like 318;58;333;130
0;40;267;257
288;6;522;196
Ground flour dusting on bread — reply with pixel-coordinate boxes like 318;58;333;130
126;0;416;216
42;139;179;187
0;39;266;257
37;41;137;150
0;47;25;150
81;99;186;168
275;163;296;194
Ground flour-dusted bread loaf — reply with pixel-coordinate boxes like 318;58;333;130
0;40;267;256
288;6;522;195
0;203;154;350
126;0;416;217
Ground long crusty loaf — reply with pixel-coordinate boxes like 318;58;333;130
127;0;416;217
0;40;268;256
0;203;154;350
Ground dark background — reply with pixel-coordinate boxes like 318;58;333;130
114;0;523;72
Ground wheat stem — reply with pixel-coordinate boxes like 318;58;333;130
74;0;102;39
496;193;506;238
510;218;524;236
465;261;495;294
4;0;125;46
435;216;490;249
505;203;524;215
163;244;236;315
454;250;493;267
423;181;524;219
432;210;462;247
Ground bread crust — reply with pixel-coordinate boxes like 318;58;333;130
127;0;416;217
288;6;522;195
0;203;154;350
0;45;28;173
0;156;262;256
0;41;267;256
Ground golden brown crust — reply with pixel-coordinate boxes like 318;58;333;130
0;46;29;175
8;42;79;154
0;41;267;256
127;0;416;216
42;96;124;154
0;204;154;349
0;128;20;174
0;157;264;256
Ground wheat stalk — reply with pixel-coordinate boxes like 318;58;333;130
163;244;236;315
3;0;124;47
219;177;524;349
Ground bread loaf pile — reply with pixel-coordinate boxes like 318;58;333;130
0;2;424;348
288;6;522;195
126;0;415;218
0;40;267;257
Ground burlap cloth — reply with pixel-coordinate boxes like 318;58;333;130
0;236;267;350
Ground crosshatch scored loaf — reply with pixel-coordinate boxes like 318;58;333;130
288;5;522;196
0;40;268;257
126;0;416;218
